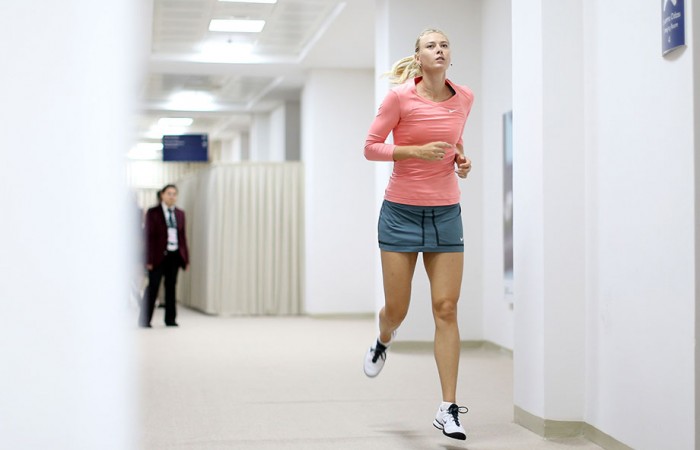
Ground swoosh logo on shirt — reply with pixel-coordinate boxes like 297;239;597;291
448;109;457;113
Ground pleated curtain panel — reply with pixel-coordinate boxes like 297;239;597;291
175;162;304;315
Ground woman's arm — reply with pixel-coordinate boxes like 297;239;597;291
364;91;400;161
393;142;454;161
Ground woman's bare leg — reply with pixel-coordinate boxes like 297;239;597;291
378;250;418;343
423;252;463;403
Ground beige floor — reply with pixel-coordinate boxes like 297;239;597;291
135;307;603;450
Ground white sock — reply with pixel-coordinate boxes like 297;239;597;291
440;401;454;410
378;335;391;346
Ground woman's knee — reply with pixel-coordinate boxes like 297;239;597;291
432;297;458;322
382;305;408;326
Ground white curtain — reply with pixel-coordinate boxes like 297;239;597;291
175;162;304;315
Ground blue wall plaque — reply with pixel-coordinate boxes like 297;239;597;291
662;0;685;55
162;134;208;162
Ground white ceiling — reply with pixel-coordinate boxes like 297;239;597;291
137;0;375;146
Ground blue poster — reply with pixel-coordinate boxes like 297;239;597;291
662;0;685;55
162;134;208;162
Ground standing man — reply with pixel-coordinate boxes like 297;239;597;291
139;184;189;328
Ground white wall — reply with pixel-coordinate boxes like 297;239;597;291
127;161;205;189
218;136;240;162
0;1;139;448
481;0;514;350
583;1;696;448
302;69;377;314
695;0;700;445
511;0;697;447
372;0;484;341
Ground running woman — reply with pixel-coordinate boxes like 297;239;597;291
362;28;474;441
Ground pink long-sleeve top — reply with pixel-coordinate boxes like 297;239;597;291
364;77;474;206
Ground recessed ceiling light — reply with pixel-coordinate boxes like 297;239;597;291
209;19;266;33
218;0;277;3
158;117;193;127
167;91;215;111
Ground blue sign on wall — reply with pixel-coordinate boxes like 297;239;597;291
662;0;685;56
162;134;208;162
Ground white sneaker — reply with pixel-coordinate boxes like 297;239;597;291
433;403;468;440
363;331;395;378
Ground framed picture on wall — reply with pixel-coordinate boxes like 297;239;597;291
503;111;514;300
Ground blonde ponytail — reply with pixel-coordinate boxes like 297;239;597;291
386;55;422;85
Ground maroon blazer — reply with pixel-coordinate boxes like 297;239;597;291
144;205;189;269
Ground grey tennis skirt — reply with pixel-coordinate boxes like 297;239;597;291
378;200;464;253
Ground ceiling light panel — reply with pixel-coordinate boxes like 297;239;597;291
158;117;194;127
209;19;265;33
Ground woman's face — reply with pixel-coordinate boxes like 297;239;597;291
415;32;451;72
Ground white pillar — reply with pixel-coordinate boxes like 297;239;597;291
302;69;376;314
512;0;586;423
238;132;251;161
250;112;272;161
284;100;301;161
250;101;300;162
0;1;139;448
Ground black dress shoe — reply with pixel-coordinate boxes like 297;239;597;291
165;322;178;327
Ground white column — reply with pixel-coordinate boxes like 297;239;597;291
284;100;301;161
512;0;586;421
0;1;139;448
250;101;300;162
302;69;377;314
249;112;272;161
373;0;484;341
238;132;251;161
268;106;286;162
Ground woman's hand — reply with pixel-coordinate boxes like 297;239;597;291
454;147;472;179
414;141;453;161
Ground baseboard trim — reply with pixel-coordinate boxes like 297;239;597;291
307;312;374;320
391;340;507;353
582;423;634;450
514;406;633;449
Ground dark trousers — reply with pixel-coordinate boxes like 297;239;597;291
139;251;181;326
